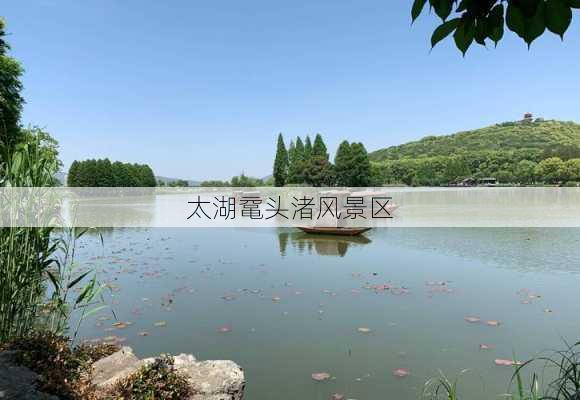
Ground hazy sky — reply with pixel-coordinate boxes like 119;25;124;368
4;1;580;180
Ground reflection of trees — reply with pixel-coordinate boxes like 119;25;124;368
279;230;371;257
278;231;289;256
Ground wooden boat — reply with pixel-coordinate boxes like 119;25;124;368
297;227;371;236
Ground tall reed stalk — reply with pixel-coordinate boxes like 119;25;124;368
0;138;59;342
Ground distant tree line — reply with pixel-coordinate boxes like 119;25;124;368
373;151;580;186
157;179;189;187
200;173;264;187
67;159;156;187
273;133;372;187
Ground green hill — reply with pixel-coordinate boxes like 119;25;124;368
368;119;580;186
369;120;580;162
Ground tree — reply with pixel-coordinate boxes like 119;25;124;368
312;134;328;160
68;161;79;186
412;0;580;55
535;157;566;183
286;140;298;184
304;134;332;186
514;159;537;184
304;156;334;187
334;140;353;186
0;18;25;152
565;158;580;181
288;137;306;184
444;156;470;183
68;159;156;187
350;142;372;187
273;133;288;187
304;136;313;160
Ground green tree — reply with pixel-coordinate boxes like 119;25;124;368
304;156;334;187
514;159;537;184
304;136;313;160
350;142;372;187
565;158;580;181
303;134;332;186
312;134;328;160
334;140;353;186
0;18;25;153
535;157;566;184
444;156;470;183
273;133;288;187
69;159;156;187
412;0;580;54
68;161;79;186
288;137;306;184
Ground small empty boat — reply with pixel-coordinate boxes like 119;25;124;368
297;227;371;236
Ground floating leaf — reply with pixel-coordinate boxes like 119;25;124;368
392;368;410;378
495;359;522;366
311;372;331;382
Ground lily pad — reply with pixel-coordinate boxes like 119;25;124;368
311;372;331;382
392;368;410;378
494;359;521;367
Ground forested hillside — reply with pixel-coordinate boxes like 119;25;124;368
369;119;580;186
370;120;580;162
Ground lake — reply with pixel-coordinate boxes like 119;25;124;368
74;227;580;399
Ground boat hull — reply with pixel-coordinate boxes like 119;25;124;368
297;227;372;236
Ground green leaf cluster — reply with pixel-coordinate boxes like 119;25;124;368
412;0;579;54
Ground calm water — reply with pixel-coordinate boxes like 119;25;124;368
74;228;580;399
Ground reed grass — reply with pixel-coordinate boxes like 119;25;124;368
0;140;59;342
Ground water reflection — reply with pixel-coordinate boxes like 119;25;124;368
379;228;580;273
278;229;371;257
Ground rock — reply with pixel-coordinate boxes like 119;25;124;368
0;351;59;400
91;348;245;400
177;359;245;400
92;346;150;388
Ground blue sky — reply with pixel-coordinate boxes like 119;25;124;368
4;1;580;180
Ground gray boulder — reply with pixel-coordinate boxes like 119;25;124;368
91;348;245;400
